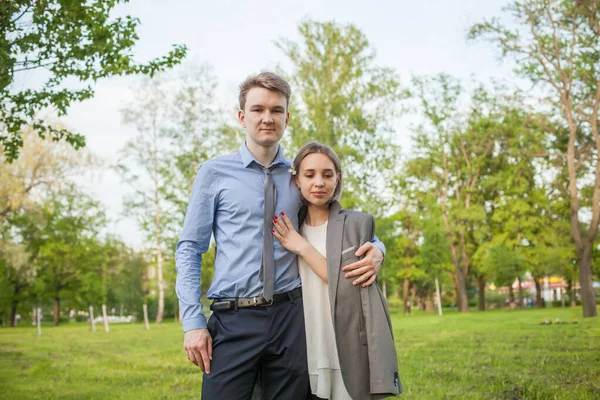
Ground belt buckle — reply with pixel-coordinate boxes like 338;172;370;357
253;296;273;307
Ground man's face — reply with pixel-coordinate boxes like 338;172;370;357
238;87;289;148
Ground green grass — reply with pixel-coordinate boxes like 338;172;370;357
1;307;598;399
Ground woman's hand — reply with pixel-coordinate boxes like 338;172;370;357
273;212;329;283
272;212;309;256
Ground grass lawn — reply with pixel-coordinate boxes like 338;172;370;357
0;306;598;399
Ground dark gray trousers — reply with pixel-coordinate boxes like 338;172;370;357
201;297;309;400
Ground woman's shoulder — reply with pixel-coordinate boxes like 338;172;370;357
341;209;374;226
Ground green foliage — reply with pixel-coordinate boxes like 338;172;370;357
469;0;600;316
277;19;408;214
418;217;452;277
1;0;187;162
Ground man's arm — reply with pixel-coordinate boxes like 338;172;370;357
175;164;216;372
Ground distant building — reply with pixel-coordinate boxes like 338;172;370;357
496;274;579;302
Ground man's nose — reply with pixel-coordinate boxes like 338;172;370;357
262;111;273;123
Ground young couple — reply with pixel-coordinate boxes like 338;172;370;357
175;72;402;400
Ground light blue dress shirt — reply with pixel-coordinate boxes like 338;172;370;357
175;142;385;332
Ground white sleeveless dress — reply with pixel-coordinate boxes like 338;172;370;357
299;221;352;400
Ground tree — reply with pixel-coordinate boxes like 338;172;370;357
33;188;106;325
418;215;453;313
1;0;187;162
0;126;94;222
118;77;170;324
117;64;232;323
276;19;407;213
406;74;491;312
469;0;599;317
381;208;423;314
0;240;35;326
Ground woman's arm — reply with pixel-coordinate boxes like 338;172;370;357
272;212;328;283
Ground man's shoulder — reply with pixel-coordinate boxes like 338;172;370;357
199;151;242;171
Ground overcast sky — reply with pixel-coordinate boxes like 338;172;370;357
17;0;516;248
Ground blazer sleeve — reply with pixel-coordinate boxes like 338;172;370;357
360;214;403;395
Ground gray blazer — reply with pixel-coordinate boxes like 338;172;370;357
301;201;403;399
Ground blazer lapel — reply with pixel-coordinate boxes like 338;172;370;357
326;201;345;316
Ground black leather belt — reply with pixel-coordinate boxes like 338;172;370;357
210;287;302;311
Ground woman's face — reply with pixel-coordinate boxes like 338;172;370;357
296;153;338;207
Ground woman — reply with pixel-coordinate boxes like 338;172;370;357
272;142;402;400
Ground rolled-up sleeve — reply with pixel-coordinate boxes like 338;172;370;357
175;164;216;332
372;236;386;257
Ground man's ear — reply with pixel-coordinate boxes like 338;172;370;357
238;109;246;128
285;111;290;127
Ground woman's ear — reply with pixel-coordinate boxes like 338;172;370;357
294;175;300;188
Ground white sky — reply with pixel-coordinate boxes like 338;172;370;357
19;0;516;248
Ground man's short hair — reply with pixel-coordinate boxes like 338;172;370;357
238;72;292;111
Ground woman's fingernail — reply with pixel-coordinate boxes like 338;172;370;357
281;211;286;216
272;229;275;233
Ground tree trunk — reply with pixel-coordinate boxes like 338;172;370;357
534;277;543;309
53;297;60;326
403;279;411;315
579;247;597;317
143;303;150;330
89;305;96;332
477;275;486;311
518;277;524;310
564;111;598;318
152;117;165;324
9;285;22;327
37;306;42;336
508;285;516;309
425;297;434;313
454;266;469;312
435;276;443;316
102;304;110;333
9;303;17;327
567;279;576;307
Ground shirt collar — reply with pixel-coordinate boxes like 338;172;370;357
239;141;290;169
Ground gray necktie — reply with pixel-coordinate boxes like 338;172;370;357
259;165;276;301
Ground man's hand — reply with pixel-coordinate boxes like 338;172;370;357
184;328;213;373
341;242;383;287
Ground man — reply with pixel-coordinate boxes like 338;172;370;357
175;72;385;399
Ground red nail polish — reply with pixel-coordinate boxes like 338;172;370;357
274;215;278;219
281;211;286;216
271;229;275;233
